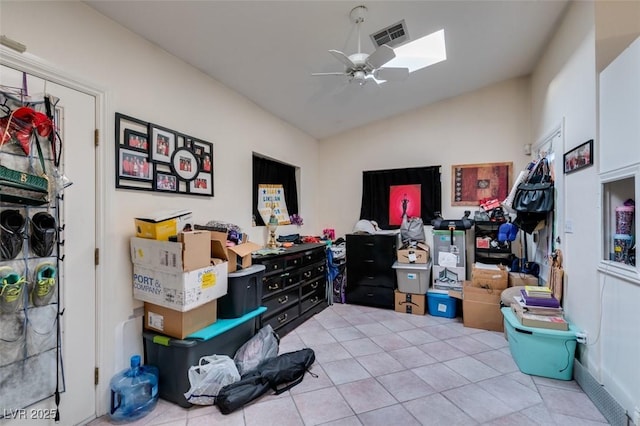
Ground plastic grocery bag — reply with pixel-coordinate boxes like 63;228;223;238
233;325;279;376
184;355;240;405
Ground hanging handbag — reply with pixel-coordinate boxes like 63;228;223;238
512;158;554;214
0;108;50;206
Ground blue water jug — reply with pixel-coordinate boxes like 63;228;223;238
109;355;159;422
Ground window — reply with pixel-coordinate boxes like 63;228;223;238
252;154;299;226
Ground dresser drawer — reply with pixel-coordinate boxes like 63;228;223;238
260;257;286;273
347;269;396;289
301;276;324;298
301;288;325;314
302;248;325;266
345;284;394;309
284;253;304;270
263;304;299;331
263;288;298;314
262;274;286;297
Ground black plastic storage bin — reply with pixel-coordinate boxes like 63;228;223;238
217;264;266;319
143;307;266;408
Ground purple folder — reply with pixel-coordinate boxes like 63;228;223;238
520;289;561;308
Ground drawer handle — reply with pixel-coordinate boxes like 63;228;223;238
278;295;289;304
310;296;319;303
364;260;374;263
304;271;312;278
317;266;325;272
365;242;374;246
311;282;319;289
273;264;279;270
268;284;280;291
277;313;288;323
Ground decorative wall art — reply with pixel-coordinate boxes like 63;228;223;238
563;139;593;174
389;184;421;225
452;162;512;206
115;113;214;196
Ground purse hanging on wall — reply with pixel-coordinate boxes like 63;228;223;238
512;158;554;214
0;107;51;206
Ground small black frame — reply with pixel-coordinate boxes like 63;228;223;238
563;139;593;174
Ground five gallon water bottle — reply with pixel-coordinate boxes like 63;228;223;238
109;355;159;422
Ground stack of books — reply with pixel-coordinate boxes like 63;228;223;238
511;286;568;330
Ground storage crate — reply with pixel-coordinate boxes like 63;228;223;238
427;290;457;318
217;264;265;319
501;307;578;380
143;306;266;407
392;260;432;294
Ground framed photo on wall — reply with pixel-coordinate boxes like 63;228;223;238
149;124;176;163
452;162;512;206
119;148;153;181
564;139;593;174
189;172;213;195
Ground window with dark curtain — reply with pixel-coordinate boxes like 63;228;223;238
360;166;441;229
252;155;299;226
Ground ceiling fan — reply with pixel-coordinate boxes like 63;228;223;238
312;5;409;86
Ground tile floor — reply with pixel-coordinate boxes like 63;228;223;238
87;303;610;425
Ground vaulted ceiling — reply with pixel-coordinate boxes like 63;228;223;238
86;1;569;140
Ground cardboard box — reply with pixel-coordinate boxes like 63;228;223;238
508;272;539;287
471;263;508;290
130;231;211;273
394;290;426;315
133;262;228;312
397;243;430;264
432;265;465;291
144;300;217;339
135;209;193;240
210;231;262;273
449;281;503;332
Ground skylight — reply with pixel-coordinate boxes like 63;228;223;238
384;29;447;73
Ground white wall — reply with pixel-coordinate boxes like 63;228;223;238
531;0;640;417
1;1;320;416
318;77;532;238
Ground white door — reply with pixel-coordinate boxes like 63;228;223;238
0;65;97;425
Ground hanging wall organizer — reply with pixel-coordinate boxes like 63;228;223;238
0;84;66;420
115;113;214;197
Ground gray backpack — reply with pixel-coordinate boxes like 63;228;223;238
400;216;426;243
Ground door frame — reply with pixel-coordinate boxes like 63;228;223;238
1;46;108;417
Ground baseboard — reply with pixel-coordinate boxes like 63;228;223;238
573;358;630;425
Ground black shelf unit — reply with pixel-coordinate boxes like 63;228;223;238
474;221;513;265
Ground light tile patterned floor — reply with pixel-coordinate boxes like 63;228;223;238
87;303;610;425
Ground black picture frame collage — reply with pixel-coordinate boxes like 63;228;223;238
115;113;214;196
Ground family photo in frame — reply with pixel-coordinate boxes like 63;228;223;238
564;139;593;174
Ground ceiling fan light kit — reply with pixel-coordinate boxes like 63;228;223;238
312;5;409;86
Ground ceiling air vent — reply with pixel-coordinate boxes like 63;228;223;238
370;20;408;48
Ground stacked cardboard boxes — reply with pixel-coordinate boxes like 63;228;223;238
393;244;431;316
448;263;509;332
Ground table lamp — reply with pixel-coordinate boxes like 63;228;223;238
266;209;279;249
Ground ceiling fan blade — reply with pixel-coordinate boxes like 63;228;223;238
366;45;395;69
329;50;356;69
374;67;409;82
312;72;348;76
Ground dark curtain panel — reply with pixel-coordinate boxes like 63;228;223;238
360;166;441;229
252;155;299;226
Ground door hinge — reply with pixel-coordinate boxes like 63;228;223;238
94;129;99;146
94;367;99;386
95;248;99;266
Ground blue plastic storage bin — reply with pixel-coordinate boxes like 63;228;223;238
501;307;578;380
427;290;457;318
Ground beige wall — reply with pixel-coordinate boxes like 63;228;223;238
317;77;532;238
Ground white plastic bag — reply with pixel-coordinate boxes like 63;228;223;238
183;354;240;405
233;325;279;375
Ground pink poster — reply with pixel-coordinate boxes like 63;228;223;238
389;184;421;225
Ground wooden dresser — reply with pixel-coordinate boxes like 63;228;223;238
252;243;327;337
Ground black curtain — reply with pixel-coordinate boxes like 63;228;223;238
360;166;441;229
252;155;299;226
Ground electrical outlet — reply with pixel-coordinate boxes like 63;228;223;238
576;331;588;344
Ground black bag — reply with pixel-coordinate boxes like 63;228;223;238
216;348;316;414
513;159;554;214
